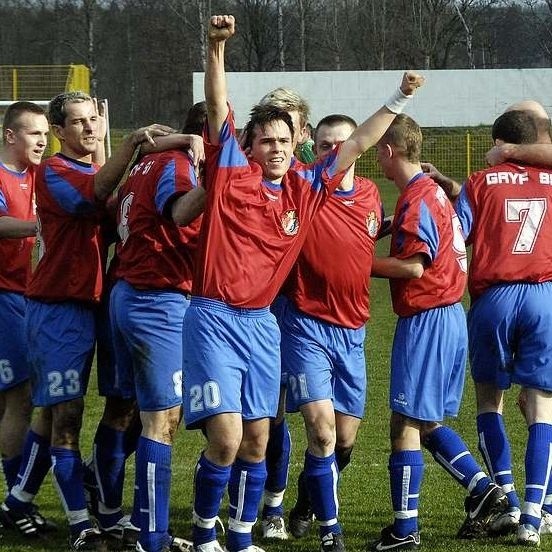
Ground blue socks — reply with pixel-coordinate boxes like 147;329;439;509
227;458;267;552
136;437;172;552
389;450;424;537
2;455;21;491
477;412;520;508
193;453;231;546
521;423;552;530
50;447;92;535
304;451;341;538
263;419;291;518
425;425;491;496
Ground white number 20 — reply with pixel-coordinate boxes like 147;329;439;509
505;198;547;254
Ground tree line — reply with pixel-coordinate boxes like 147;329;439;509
1;0;551;128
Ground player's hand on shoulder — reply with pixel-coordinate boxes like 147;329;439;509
400;71;425;96
209;15;235;42
485;143;511;166
132;124;175;147
421;161;444;182
187;135;205;169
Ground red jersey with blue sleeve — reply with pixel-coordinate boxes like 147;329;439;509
26;153;104;303
0;163;36;293
286;176;383;328
455;162;552;300
389;173;467;317
114;149;201;292
193;109;345;308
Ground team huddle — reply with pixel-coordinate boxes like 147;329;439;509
1;13;552;552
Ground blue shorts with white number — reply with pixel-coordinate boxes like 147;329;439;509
390;303;467;422
281;303;367;418
182;297;281;429
25;300;95;407
0;291;31;391
110;279;188;412
469;282;552;391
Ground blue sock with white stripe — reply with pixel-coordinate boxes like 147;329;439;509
136;436;172;552
193;453;231;546
521;423;552;530
477;412;520;509
227;458;267;552
304;451;341;538
92;423;125;528
263;419;291;518
50;447;92;536
6;430;51;513
2;455;21;491
424;425;491;496
389;450;424;537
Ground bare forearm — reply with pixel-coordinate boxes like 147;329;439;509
0;216;36;238
371;255;424;279
171;187;206;226
205;41;229;144
504;143;552;166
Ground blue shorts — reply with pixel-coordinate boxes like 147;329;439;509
110;279;188;411
271;295;290;386
281;304;367;418
390;303;467;422
182;297;281;429
25;300;95;407
0;291;30;391
468;282;552;391
96;288;119;397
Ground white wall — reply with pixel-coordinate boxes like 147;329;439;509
193;68;552;128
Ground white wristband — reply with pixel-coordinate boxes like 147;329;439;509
384;88;413;114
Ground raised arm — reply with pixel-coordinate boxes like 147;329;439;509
486;143;552;167
205;15;234;145
335;72;425;175
94;123;173;201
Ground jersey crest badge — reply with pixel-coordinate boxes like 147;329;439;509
365;211;379;238
281;210;299;236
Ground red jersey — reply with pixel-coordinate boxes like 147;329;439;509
286;176;383;329
455;162;552;300
114;150;201;292
389;173;467;317
193;110;345;308
27;154;104;303
0;163;36;293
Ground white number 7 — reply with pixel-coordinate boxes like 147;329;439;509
505;198;547;254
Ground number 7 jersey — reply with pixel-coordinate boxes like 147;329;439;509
456;161;552;301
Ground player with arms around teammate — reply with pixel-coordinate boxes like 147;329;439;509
371;114;507;551
0;101;57;534
0;91;173;551
455;110;552;546
278;114;384;552
184;14;424;552
109;119;204;552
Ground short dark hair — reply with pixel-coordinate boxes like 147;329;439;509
48;91;92;127
243;104;294;150
182;101;207;136
314;114;357;143
2;101;46;143
380;114;422;163
492;110;538;144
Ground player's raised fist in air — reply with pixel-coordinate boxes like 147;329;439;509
400;71;425;96
208;15;235;42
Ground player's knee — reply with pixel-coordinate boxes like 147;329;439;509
51;400;85;447
101;397;138;430
208;435;241;465
3;382;32;420
307;422;336;455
